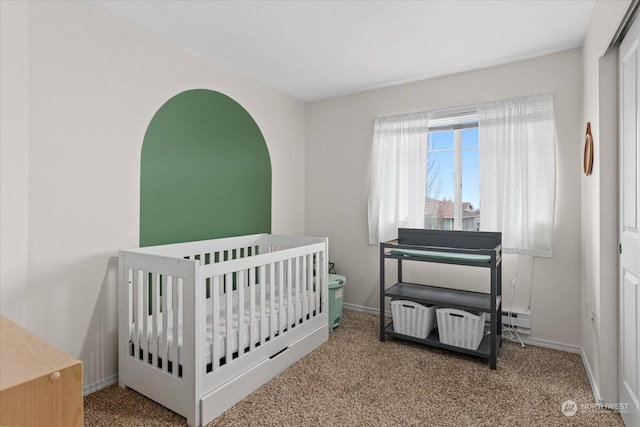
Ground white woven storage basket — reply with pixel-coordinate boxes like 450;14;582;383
436;308;486;350
391;300;435;339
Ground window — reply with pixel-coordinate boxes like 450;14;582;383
425;110;479;231
369;94;555;256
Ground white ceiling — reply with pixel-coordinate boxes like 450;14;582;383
87;0;595;102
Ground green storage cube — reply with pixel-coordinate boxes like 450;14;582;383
328;274;346;331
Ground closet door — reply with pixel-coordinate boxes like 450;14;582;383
619;13;640;427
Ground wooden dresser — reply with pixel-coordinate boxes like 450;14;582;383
0;316;83;426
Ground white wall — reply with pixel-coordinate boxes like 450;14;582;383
0;1;306;392
0;0;30;327
581;0;631;404
306;49;583;346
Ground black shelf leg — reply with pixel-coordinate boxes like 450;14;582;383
497;260;503;347
489;254;497;369
379;243;386;342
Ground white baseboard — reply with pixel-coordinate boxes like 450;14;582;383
344;302;390;317
508;335;582;354
84;374;118;396
580;349;603;404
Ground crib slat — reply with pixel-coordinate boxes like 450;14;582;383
132;270;141;358
142;272;150;363
161;276;170;373
151;274;166;367
287;259;293;328
238;269;245;357
301;255;308;321
166;273;173;314
197;254;211;370
212;276;220;370
225;273;233;363
292;257;298;326
151;273;160;368
291;257;296;326
300;255;309;323
125;269;133;356
295;257;301;325
263;264;270;344
309;254;313;318
149;274;160;367
249;268;256;351
306;254;313;317
298;256;303;322
131;270;137;355
170;277;180;377
273;260;278;333
315;252;321;315
277;261;284;334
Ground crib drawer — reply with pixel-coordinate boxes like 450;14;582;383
200;323;328;425
0;316;83;427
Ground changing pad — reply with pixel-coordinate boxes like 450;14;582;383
389;249;491;263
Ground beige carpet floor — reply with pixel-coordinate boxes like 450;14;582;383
85;310;624;426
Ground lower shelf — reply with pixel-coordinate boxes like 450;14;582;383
384;322;500;361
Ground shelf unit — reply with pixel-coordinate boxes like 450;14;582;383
379;228;502;369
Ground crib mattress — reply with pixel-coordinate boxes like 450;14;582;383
130;288;317;366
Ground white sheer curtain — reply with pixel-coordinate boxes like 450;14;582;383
478;93;556;257
368;112;429;244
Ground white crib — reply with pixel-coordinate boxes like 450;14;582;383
118;234;329;427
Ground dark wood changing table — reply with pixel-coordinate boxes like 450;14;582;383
379;228;502;369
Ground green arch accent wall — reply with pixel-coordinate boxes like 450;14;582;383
140;89;271;247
